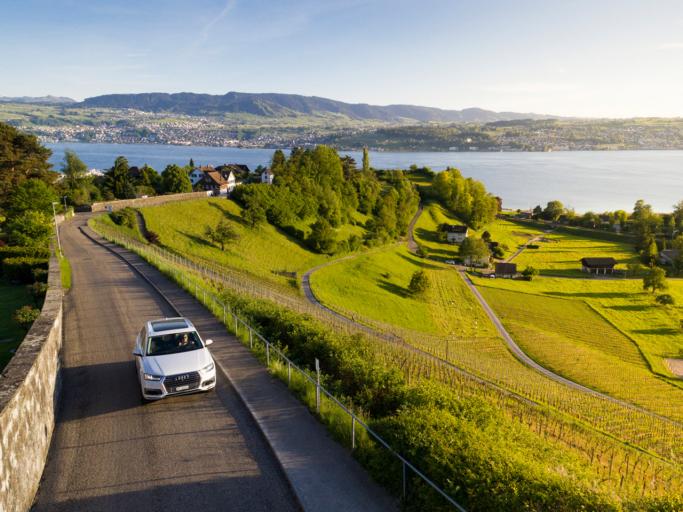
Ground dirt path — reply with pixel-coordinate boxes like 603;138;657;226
406;204;423;253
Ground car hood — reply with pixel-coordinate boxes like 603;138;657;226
144;349;212;376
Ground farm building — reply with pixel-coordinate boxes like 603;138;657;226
261;168;274;184
495;262;517;278
580;257;617;274
441;224;469;244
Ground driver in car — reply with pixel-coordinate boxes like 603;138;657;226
178;333;190;348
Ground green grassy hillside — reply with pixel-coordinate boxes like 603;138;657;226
141;198;330;290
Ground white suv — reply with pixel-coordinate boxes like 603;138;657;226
133;317;216;401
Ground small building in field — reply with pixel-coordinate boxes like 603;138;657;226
261;168;274;185
659;249;680;266
580;257;617;274
495;262;517;278
441;224;469;244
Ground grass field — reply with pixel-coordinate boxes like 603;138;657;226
477;285;683;419
472;275;683;379
0;284;34;370
413;203;546;261
311;245;497;339
140;198;331;290
512;226;639;276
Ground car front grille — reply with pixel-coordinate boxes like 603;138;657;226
164;371;200;393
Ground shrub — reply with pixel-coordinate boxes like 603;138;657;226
109;207;137;229
521;266;539;281
14;305;40;330
3;257;49;283
408;270;430;296
28;281;48;302
0;245;50;263
526;243;540;249
415;245;429;258
656;294;675;305
491;245;505;259
348;234;362;252
145;230;160;244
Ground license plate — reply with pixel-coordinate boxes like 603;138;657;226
175;385;189;391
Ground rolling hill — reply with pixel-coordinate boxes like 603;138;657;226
78;91;556;123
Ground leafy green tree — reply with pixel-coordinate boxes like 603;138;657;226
61;150;88;191
433;168;498;229
408;270;430;296
362;146;370;172
522;266;539;280
643;266;667;293
532;205;543;219
631;199;662;250
6;210;53;246
161;164;192;194
308;218;337;254
543;200;564;221
271;149;286;174
459;237;490;265
641;237;659;266
105;156;135;199
0;122;55;212
137;164;161;193
8;179;58;216
242;202;267;228
204;219;238;251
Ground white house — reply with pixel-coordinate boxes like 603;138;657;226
261;168;274;185
226;170;237;193
441;224;469;244
189;166;214;186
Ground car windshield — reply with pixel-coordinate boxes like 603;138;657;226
146;331;203;356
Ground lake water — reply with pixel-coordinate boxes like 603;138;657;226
46;142;683;212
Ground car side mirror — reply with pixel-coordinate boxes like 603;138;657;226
205;339;214;346
132;347;143;357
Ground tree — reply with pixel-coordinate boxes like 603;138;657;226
189;158;195;168
8;178;58;216
481;231;492;242
105;156;135;199
631;199;662;250
522;266;539;281
308;218;337;254
0;122;54;212
362;147;370;172
641;237;659;266
6;210;53;246
643;267;667;293
532;205;543;219
242;202;267;228
61;150;88;191
161;164;192;194
543;200;564;221
204;220;238;251
408;270;430;296
271;149;286;174
459;237;490;265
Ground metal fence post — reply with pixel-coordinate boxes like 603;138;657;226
287;360;291;385
249;327;253;349
266;341;270;366
403;461;407;499
352;416;356;450
233;313;238;334
223;304;226;323
315;358;321;413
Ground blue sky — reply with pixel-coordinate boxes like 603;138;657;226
2;0;683;117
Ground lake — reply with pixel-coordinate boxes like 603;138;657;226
46;142;683;212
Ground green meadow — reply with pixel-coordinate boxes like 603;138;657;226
140;198;330;290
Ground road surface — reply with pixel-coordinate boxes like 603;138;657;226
33;217;298;511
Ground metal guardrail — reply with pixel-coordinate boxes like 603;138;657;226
95;225;467;511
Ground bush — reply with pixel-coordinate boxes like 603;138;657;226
408;270;430;296
491;245;505;259
109;207;137;229
348;234;362;252
656;294;675;305
145;230;160;244
0;245;50;263
28;281;48;302
415;245;429;258
521;266;539;281
3;257;49;283
526;244;540;249
13;305;40;330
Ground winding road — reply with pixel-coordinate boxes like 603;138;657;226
34;216;299;511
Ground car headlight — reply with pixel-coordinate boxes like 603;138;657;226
144;373;162;381
201;361;215;372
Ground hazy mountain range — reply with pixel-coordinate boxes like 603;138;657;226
0;95;76;104
74;91;557;123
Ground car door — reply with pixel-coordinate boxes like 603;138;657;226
134;327;146;379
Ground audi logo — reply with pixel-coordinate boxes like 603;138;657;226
177;374;189;381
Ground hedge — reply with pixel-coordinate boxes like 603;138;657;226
0;246;50;265
3;257;49;283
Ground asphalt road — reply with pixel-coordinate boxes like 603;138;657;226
33;217;298;511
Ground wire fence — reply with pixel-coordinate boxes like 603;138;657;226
90;221;683;464
93;223;467;511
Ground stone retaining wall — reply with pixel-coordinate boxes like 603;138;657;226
0;253;63;512
91;191;210;212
